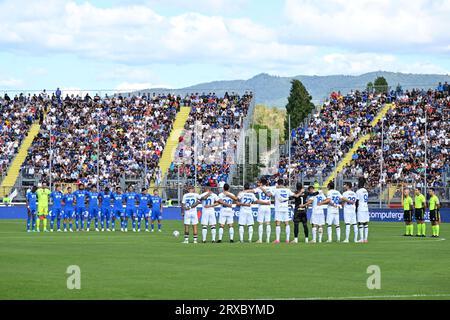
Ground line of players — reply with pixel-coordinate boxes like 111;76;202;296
25;182;163;233
181;177;370;244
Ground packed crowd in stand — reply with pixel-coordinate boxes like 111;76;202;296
289;90;390;181
1;93;41;177
22;93;179;187
167;92;253;186
343;87;450;188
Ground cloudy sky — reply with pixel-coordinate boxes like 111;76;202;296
1;0;449;92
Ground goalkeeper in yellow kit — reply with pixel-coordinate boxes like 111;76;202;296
36;182;51;232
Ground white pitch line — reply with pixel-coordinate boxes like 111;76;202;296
262;293;450;300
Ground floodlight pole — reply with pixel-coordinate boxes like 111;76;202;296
288;115;291;187
424;110;428;196
380;118;384;208
49;116;52;191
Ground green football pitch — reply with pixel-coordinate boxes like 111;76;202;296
0;220;449;300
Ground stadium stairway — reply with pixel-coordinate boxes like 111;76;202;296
149;106;191;192
0;122;41;198
323;103;394;187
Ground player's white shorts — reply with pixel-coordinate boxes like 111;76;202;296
184;211;199;225
201;211;217;225
326;212;340;225
275;210;290;222
311;211;325;225
357;210;370;223
219;211;234;225
238;211;254;226
257;206;271;223
344;210;357;224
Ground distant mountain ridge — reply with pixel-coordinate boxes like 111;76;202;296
139;71;450;107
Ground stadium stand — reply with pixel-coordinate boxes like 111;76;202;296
288;90;391;181
21;93;179;187
343;88;450;188
167;92;253;186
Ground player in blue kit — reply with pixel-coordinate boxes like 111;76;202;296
112;187;124;232
62;187;75;232
86;186;101;232
49;184;64;232
123;185;138;232
137;188;152;232
150;189;163;232
99;187;113;232
73;185;87;231
26;186;38;232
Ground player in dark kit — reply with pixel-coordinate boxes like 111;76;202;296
290;184;318;243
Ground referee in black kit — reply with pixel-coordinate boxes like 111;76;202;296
290;183;318;243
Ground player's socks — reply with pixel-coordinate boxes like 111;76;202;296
184;232;189;243
32;217;36;230
405;225;409;235
145;220;149;230
239;225;244;242
137;219;141;230
75;218;79;229
409;224;414;235
436;225;440;236
36;218;41;231
248;226;253;242
359;225;364;241
364;225;369;241
100;219;105;229
258;224;263;242
151;223;155;231
285;225;290;242
27;216;31;231
219;227;224;240
312;226;317;242
275;226;281;242
229;227;234;241
158;223;161;231
345;224;350;241
422;223;426;236
69;222;73;230
318;227;323;242
202;226;208;242
132;220;136;230
50;218;55;230
336;226;341;242
43;218;48;231
95;219;99;229
63;222;67;230
193;235;198;243
327;226;332;241
57;218;61;230
266;224;271;243
211;227;217;242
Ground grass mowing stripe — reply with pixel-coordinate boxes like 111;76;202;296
1;220;449;300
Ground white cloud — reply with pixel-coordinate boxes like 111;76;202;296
282;0;450;53
0;78;24;88
115;82;172;92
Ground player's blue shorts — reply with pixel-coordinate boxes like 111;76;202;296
76;207;87;218
64;208;75;219
151;211;162;221
51;208;63;219
125;207;136;218
113;207;124;218
138;208;150;219
89;208;100;219
101;207;112;219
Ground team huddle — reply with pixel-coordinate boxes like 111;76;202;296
25;183;163;233
181;177;370;244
